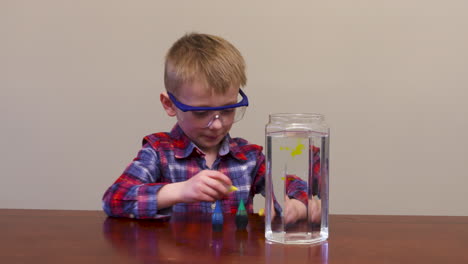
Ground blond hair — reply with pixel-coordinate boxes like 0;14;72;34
164;33;247;95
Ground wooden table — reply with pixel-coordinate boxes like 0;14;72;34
1;209;467;263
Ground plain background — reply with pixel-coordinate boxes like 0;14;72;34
2;1;467;215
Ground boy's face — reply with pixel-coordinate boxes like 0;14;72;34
168;80;240;154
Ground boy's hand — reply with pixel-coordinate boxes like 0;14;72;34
284;196;307;224
157;170;233;209
180;170;233;203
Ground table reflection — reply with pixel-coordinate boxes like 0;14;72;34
102;213;266;263
103;213;328;263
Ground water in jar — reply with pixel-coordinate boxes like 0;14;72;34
265;130;329;244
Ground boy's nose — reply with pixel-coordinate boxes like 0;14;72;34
208;114;223;129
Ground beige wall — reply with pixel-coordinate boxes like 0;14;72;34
2;1;467;215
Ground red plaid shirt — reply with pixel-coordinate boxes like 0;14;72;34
102;124;267;219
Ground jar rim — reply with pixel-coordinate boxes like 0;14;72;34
270;113;325;121
269;113;324;119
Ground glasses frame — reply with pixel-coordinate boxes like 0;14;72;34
167;89;249;112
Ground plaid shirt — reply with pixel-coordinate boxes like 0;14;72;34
102;124;267;219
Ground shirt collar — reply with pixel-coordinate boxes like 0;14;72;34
170;124;248;161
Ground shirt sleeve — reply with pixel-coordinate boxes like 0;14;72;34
250;150;266;197
285;146;322;205
285;174;308;205
102;145;171;219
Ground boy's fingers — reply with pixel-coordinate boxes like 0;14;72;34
204;170;234;188
204;176;231;195
200;187;221;201
205;170;232;185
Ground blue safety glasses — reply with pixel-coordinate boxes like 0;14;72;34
168;89;249;128
167;89;249;112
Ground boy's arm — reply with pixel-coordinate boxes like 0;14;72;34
102;146;233;219
102;146;169;219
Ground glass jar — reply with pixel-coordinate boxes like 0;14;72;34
265;113;329;244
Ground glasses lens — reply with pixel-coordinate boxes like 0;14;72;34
233;106;246;123
185;106;247;128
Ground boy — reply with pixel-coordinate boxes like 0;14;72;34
102;33;307;220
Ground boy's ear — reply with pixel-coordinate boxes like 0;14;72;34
160;92;177;117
